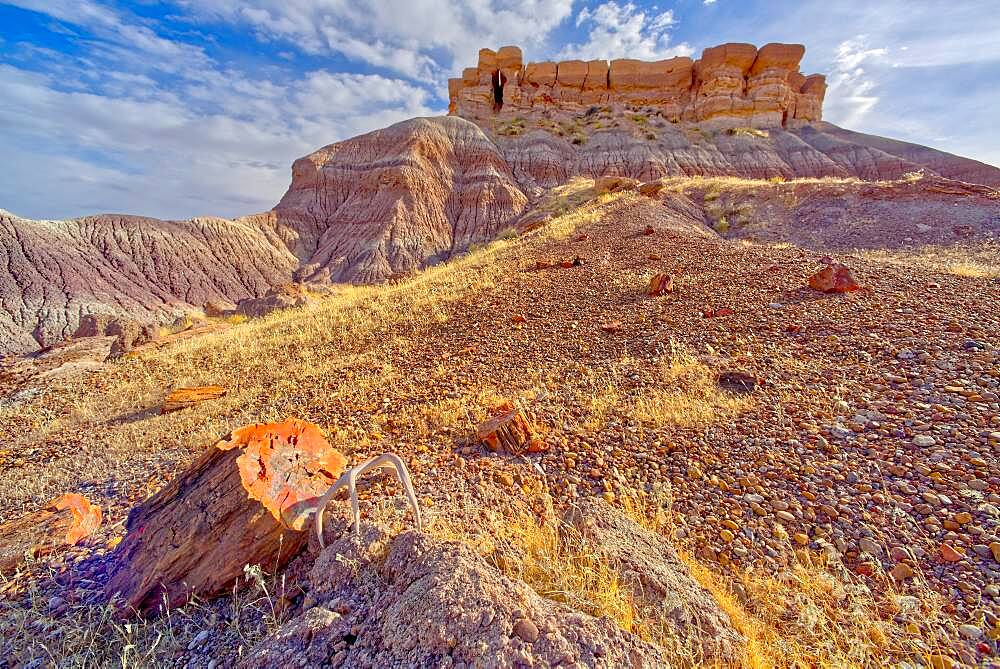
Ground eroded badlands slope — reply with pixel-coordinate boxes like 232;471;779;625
2;114;999;356
0;211;297;353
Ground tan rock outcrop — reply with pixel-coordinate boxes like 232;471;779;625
449;42;827;129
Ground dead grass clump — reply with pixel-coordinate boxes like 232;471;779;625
540;190;635;241
620;494;956;668
947;260;1000;278
632;353;751;428
0;562;284;668
855;243;1000;279
727;127;769;139
683;554;956;668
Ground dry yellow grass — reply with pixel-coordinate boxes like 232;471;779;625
433;489;955;669
579;349;752;431
855;243;1000;279
633;353;751;428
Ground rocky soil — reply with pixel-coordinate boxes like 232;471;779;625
1;185;998;666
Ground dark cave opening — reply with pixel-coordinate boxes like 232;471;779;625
491;69;506;112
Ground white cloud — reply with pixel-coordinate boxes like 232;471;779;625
559;1;692;61
0;23;437;221
823;37;888;128
177;0;575;82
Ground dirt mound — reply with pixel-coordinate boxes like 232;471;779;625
245;511;741;668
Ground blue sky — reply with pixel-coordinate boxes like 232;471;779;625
2;0;998;220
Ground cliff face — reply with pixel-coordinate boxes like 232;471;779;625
448;43;827;130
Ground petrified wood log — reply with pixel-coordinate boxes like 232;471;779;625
160;385;227;414
648;273;674;296
104;419;346;616
0;494;102;575
477;401;547;455
808;262;859;293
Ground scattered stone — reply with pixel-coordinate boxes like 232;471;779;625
513;618;540;643
477;401;547;455
647;273;674;296
912;435;936;447
890;563;914;581
940;542;966;563
599;321;623;333
808;263;860;293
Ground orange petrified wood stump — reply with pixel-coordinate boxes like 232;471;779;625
477;401;547;455
0;493;102;575
104;419;346;616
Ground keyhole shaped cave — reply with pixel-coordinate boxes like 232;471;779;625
491;69;506;112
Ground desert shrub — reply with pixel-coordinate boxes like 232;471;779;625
727;127;769;139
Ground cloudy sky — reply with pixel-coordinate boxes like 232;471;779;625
2;0;998;220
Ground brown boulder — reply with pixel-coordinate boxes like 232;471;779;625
639;181;666;198
808;263;860;293
203;299;236;317
73;314;157;358
648;273;674;296
237;284;312;318
594;175;640;194
0;494;102;575
104;419;346;615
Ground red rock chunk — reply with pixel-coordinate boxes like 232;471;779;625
808;263;860;293
0;494;102;575
477;401;547;455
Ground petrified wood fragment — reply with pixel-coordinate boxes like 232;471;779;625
0;494;102;575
